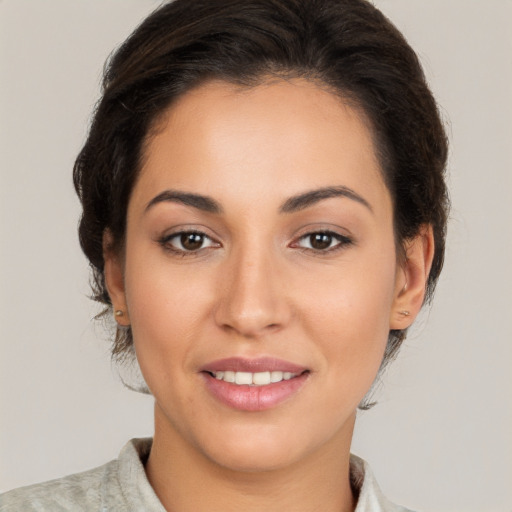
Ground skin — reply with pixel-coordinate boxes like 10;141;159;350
105;79;434;512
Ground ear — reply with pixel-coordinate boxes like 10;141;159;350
103;230;130;326
390;225;435;329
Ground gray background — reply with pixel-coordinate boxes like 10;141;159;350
1;1;511;510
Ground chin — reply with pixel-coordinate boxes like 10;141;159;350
204;435;302;473
196;415;345;474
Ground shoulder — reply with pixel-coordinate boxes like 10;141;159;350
350;454;415;512
0;460;117;511
0;438;157;512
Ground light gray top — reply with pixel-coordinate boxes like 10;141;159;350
0;438;413;511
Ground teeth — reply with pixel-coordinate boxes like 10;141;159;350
212;370;298;386
235;372;252;385
253;371;271;385
223;371;235;383
270;371;283;383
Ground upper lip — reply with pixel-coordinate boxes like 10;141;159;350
200;357;308;374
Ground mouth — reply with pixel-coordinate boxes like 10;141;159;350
207;370;302;386
200;357;310;411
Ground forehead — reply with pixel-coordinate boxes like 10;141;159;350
134;79;390;215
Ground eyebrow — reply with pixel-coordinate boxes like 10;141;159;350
279;186;373;214
144;185;372;215
145;190;223;214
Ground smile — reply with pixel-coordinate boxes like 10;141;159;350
211;370;298;386
200;357;310;411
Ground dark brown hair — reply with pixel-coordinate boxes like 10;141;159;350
73;0;449;391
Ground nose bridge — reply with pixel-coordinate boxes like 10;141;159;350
215;236;288;337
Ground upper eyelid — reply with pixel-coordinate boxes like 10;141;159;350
298;229;350;238
162;230;219;245
294;231;352;244
159;225;221;241
162;229;212;239
291;225;354;241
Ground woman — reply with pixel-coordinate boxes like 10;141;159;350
0;0;448;510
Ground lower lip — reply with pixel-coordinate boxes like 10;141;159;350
202;372;309;412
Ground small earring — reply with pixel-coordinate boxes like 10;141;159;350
115;310;124;317
399;310;410;317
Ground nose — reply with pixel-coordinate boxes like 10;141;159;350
214;245;291;338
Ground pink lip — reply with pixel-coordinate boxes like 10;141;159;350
200;357;310;412
200;357;307;373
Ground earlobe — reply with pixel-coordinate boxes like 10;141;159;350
390;225;435;329
103;230;130;326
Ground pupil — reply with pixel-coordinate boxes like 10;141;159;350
311;233;332;250
181;233;203;250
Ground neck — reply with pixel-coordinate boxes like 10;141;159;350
145;404;357;512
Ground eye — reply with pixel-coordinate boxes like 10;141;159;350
293;231;352;252
160;231;219;253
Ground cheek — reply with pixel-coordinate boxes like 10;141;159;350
302;250;396;327
298;247;397;379
122;250;214;379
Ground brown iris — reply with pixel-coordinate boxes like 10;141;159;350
180;233;205;250
309;233;333;250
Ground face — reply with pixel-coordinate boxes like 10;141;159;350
107;79;411;472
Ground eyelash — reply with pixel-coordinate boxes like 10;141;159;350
291;231;353;253
158;230;353;256
158;230;220;256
